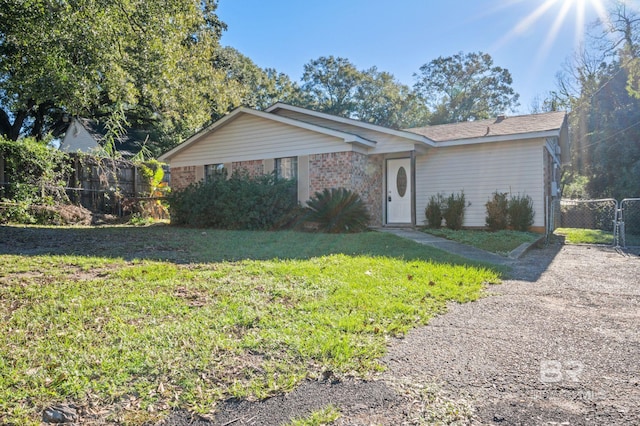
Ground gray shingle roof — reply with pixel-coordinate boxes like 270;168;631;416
405;111;567;142
75;118;150;157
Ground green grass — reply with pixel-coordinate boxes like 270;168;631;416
421;228;541;255
554;227;614;244
0;225;501;424
554;227;640;246
286;405;341;425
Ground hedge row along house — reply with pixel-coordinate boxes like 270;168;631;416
159;103;569;233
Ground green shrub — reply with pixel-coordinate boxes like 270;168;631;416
304;188;370;233
167;170;298;229
561;173;590;199
443;191;466;230
0;137;71;224
485;191;509;231
508;194;535;231
425;193;444;228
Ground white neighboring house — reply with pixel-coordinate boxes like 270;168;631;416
59;117;103;154
59;117;144;157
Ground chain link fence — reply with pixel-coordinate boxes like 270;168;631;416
560;198;617;230
619;198;640;248
555;198;640;248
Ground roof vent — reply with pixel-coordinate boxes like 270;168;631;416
495;115;506;122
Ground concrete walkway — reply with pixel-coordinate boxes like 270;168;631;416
377;228;530;266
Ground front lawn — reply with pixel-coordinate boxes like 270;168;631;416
0;225;500;424
554;227;640;246
554;227;614;245
421;228;541;256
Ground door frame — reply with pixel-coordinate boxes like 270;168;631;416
385;154;416;225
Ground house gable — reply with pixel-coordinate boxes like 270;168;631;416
60;117;148;157
60;118;102;154
159;107;376;164
164;112;362;168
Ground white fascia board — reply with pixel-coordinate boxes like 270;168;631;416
266;102;436;147
435;130;560;147
343;136;376;148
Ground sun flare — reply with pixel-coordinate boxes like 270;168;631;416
489;0;611;80
493;0;610;53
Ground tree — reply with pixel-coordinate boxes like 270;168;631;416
529;92;566;114
413;51;520;124
0;0;231;154
556;2;640;199
213;47;305;112
299;56;428;128
300;56;362;117
354;67;428;129
604;2;640;98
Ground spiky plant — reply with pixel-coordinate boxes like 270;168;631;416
305;188;370;233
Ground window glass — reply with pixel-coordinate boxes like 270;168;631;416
204;163;224;182
275;157;297;180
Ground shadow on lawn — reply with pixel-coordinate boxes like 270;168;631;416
0;224;493;266
0;224;569;281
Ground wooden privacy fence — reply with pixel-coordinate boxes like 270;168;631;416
0;152;156;216
66;154;152;214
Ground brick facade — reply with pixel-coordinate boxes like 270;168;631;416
309;151;384;226
170;166;197;190
232;160;264;177
170;154;385;226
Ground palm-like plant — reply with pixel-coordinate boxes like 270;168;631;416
305;188;370;233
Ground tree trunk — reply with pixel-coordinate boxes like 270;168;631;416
0;108;27;141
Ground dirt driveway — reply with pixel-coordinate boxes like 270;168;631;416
203;243;640;425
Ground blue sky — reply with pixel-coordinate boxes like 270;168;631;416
216;0;616;115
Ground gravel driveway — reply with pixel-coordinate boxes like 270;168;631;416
168;243;640;425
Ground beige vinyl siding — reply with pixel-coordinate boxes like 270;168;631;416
273;110;417;154
169;114;352;167
416;139;545;228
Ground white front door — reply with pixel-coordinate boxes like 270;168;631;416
387;158;412;224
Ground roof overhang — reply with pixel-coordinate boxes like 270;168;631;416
158;107;376;162
265;102;436;147
434;130;561;147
